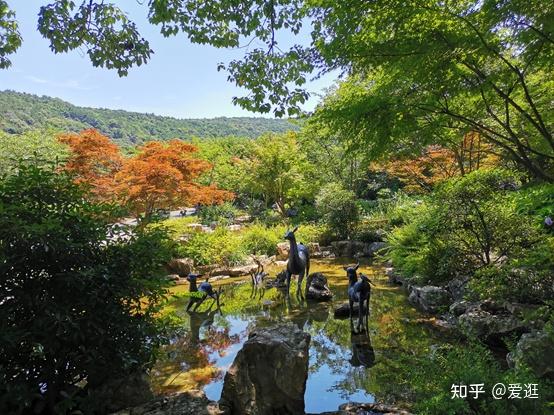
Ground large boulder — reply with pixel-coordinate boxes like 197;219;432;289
458;305;528;346
362;241;387;257
167;258;194;277
330;240;386;258
307;242;323;258
507;331;554;378
408;286;451;314
306;273;333;302
385;267;404;285
91;372;154;413
111;390;221;415
219;323;310;415
449;300;477;316
331;240;367;258
276;242;290;260
317;402;413;415
447;276;470;300
317;402;412;415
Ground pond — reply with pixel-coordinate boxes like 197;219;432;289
150;259;454;413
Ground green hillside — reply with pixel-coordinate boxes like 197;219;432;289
0;90;298;146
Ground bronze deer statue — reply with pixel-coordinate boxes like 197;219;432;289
344;263;373;333
284;226;310;298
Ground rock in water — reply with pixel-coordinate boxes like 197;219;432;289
267;270;287;288
333;302;369;319
306;272;333;302
219;323;310;415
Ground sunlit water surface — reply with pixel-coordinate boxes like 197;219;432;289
151;259;453;413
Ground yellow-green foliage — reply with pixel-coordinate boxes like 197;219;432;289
149;216;198;238
179;228;247;266
164;218;325;266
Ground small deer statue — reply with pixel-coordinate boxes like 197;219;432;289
249;256;268;300
284;226;310;298
344;263;373;333
186;273;221;312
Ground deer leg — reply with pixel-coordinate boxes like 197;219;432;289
285;270;292;297
365;296;370;333
297;271;305;299
357;297;363;333
349;297;356;333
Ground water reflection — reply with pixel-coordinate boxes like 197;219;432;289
152;259;454;412
350;332;375;368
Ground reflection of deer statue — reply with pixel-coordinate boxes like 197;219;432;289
249;257;268;300
189;308;221;344
344;263;372;333
350;332;375;368
284;226;310;298
186;273;221;312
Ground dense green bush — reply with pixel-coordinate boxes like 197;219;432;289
406;342;553;414
0;165;175;414
514;183;554;226
173;221;325;265
0;129;69;176
353;218;385;243
198;202;240;226
387;169;541;285
315;182;359;239
241;223;284;256
468;236;554;304
178;228;247;266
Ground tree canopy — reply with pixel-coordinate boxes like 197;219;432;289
0;164;176;413
2;1;551;179
60;129;234;219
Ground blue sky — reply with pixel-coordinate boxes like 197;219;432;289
0;1;337;118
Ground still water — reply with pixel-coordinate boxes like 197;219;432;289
151;259;452;413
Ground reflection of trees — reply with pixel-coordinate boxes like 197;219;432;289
150;311;240;394
156;262;455;406
307;272;455;405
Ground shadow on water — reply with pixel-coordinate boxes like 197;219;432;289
150;259;455;413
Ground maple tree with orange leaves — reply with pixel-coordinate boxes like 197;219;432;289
115;140;234;219
379;132;500;194
58;129;123;199
59;130;233;219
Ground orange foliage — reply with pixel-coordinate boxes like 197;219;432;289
379;132;499;193
59;130;233;218
58;129;123;199
114;140;234;218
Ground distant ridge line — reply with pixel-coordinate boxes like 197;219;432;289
0;90;299;146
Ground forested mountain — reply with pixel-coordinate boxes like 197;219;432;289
0;90;298;146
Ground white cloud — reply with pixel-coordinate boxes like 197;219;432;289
25;75;95;91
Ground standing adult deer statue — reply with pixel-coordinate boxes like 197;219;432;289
284;226;310;298
344;263;373;333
